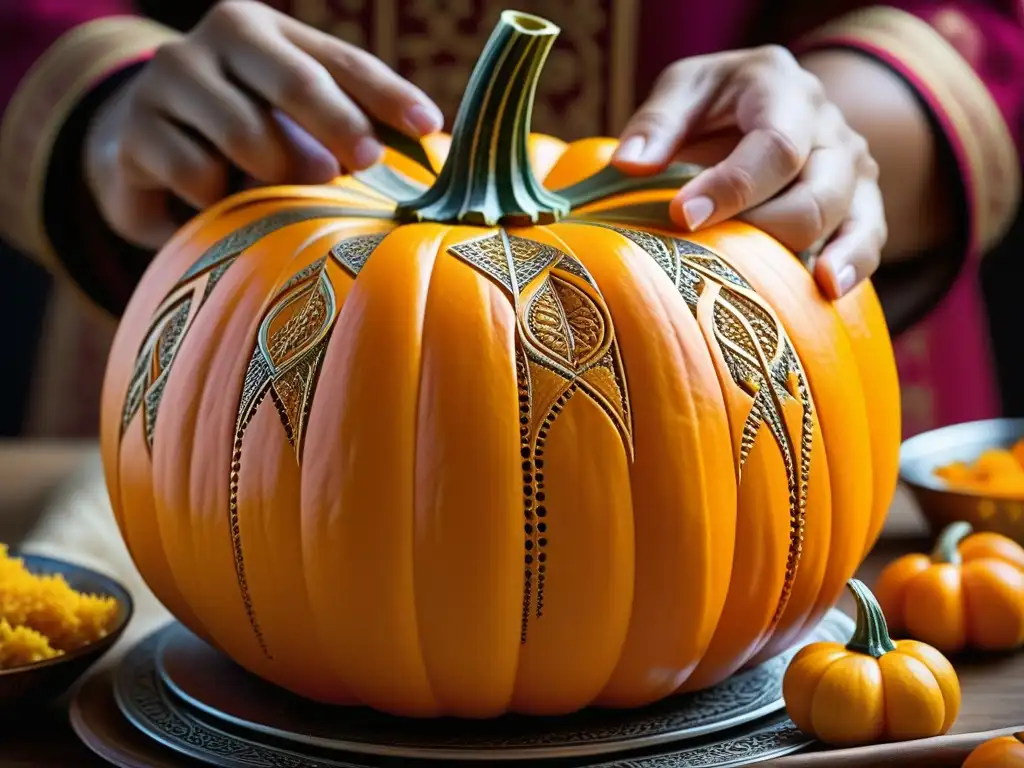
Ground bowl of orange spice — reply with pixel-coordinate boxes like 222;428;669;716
900;418;1024;545
0;544;132;711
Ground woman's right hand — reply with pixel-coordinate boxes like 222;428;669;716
84;0;443;249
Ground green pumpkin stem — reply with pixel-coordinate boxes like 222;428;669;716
394;11;570;226
930;521;973;565
845;578;897;658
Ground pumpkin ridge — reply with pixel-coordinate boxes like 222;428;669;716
730;233;873;640
123;218;347;650
122;205;391;455
448;224;632;646
688;247;813;636
409;225;518;713
717;289;809;628
576;222;811;633
224;230;394;660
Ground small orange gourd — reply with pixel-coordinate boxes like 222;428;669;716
874;521;1024;653
783;579;960;747
963;732;1024;767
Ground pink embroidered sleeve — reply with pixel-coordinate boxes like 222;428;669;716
799;3;1024;435
800;2;1024;259
0;4;179;297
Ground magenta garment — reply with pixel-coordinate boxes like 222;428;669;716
796;1;1024;436
0;0;134;113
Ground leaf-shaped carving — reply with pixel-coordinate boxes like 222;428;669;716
613;228;815;627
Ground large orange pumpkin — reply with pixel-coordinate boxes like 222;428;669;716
99;11;900;717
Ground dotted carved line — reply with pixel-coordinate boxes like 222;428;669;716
229;384;273;660
772;357;813;624
533;383;575;621
517;348;534;644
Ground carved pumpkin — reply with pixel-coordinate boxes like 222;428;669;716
100;12;900;717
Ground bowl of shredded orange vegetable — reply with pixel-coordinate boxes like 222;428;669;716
0;544;132;710
901;418;1024;544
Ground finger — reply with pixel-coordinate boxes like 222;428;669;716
271;110;343;182
217;23;383;171
672;129;742;167
101;185;181;250
146;43;336;185
672;82;818;230
282;20;444;137
121;110;230;209
813;179;886;299
738;143;857;252
612;57;727;171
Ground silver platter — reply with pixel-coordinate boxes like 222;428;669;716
112;610;851;765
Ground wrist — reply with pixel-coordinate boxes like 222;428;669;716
799;48;951;261
45;59;156;316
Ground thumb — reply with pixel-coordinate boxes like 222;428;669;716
612;59;724;172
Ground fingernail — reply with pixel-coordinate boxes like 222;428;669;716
834;264;858;297
352;136;383;169
681;196;715;230
614;135;647;164
403;103;444;136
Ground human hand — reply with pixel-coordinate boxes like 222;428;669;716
612;46;885;300
84;0;443;248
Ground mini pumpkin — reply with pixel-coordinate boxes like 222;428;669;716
963;732;1024;767
99;12;899;716
874;521;1024;653
783;579;961;746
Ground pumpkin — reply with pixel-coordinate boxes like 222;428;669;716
783;579;960;746
874;521;1024;653
963;732;1024;767
99;11;900;717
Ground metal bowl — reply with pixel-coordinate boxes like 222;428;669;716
900;418;1024;544
0;554;133;712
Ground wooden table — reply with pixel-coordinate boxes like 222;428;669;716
0;440;1021;767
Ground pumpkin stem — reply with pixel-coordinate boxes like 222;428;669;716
393;11;570;226
844;578;897;658
930;521;972;565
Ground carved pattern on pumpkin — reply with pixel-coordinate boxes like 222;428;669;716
330;232;389;276
527;282;573;363
226;233;387;658
121;206;380;452
449;230;632;642
121;290;203;450
180;206;360;282
607;227;813;626
449;230;565;298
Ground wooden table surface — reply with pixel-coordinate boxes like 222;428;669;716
0;439;1021;767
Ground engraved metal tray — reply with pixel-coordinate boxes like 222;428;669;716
110;610;851;765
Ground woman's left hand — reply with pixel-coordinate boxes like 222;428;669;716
612;46;886;300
